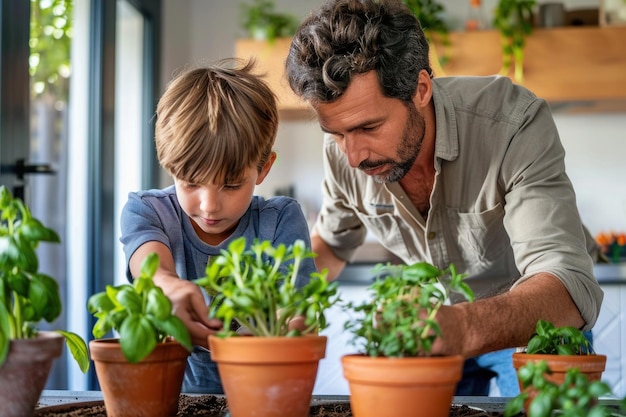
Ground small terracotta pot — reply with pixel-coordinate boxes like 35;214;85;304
90;338;190;417
209;335;327;417
512;352;607;410
342;354;464;417
0;331;64;417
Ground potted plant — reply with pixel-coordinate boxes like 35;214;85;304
87;252;193;417
193;237;339;417
505;360;626;417
0;185;89;417
511;319;608;412
239;0;300;43
494;0;537;83
341;261;474;417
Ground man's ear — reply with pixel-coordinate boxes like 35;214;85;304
256;151;277;185
413;69;433;110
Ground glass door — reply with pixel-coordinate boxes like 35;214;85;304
0;0;161;390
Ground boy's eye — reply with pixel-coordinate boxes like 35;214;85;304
222;184;242;191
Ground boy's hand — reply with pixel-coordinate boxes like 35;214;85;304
157;276;222;347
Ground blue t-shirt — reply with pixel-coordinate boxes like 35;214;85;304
120;185;317;393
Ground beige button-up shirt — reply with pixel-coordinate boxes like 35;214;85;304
315;75;603;330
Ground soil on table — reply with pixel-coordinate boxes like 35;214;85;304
35;395;522;417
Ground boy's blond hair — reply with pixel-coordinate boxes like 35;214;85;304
155;59;278;185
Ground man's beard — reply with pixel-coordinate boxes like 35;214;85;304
359;103;425;183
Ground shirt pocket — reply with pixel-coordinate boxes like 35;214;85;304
447;204;509;267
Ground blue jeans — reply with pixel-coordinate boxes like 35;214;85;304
455;348;519;397
455;331;594;396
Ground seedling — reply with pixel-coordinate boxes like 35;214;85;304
344;261;474;357
194;237;339;337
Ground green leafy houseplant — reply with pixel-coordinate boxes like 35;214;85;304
494;0;537;83
239;0;300;43
526;319;593;355
193;237;339;417
344;261;474;357
194;237;339;337
0;185;89;371
87;252;192;362
505;360;626;417
340;261;474;417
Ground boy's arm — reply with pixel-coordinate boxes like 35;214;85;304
129;241;222;348
311;231;346;282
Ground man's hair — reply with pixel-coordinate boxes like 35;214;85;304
286;0;431;104
155;58;278;185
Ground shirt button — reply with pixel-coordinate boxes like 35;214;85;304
428;232;436;240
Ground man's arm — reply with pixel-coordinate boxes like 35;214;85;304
431;272;585;358
311;231;347;281
129;242;222;347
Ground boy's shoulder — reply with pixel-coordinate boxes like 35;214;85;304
252;195;299;212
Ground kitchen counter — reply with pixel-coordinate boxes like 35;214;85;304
594;263;626;284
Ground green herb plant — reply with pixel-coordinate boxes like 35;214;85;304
525;319;593;355
0;185;89;372
402;0;451;77
493;0;537;83
87;252;193;363
194;237;339;337
344;261;474;357
505;360;626;417
240;0;299;43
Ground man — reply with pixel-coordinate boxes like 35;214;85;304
285;0;603;395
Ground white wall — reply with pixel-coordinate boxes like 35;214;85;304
161;0;626;236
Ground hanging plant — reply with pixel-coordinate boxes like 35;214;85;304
402;0;451;76
493;0;537;83
239;0;300;44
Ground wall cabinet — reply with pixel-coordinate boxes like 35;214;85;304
236;26;626;115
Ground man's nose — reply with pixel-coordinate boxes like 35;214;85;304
343;134;367;168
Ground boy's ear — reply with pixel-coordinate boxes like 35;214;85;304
256;152;277;185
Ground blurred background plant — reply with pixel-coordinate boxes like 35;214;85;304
493;0;536;83
596;231;626;263
239;0;299;43
402;0;451;77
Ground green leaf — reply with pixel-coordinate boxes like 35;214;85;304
119;315;156;363
116;287;142;313
56;330;90;373
146;287;171;321
158;316;192;351
29;273;62;322
139;252;159;279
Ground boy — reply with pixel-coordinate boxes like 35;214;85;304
120;59;316;393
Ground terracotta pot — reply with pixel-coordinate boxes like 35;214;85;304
512;352;607;410
0;331;64;417
341;354;464;417
208;335;327;417
90;338;190;417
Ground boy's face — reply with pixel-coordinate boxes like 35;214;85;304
174;158;274;246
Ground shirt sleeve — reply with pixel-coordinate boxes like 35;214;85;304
313;135;368;262
264;197;320;288
119;191;173;281
501;99;603;331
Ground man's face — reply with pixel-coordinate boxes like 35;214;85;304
315;71;425;183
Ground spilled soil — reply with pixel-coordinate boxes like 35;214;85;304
35;395;518;416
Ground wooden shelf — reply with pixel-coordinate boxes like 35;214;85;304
236;26;626;114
